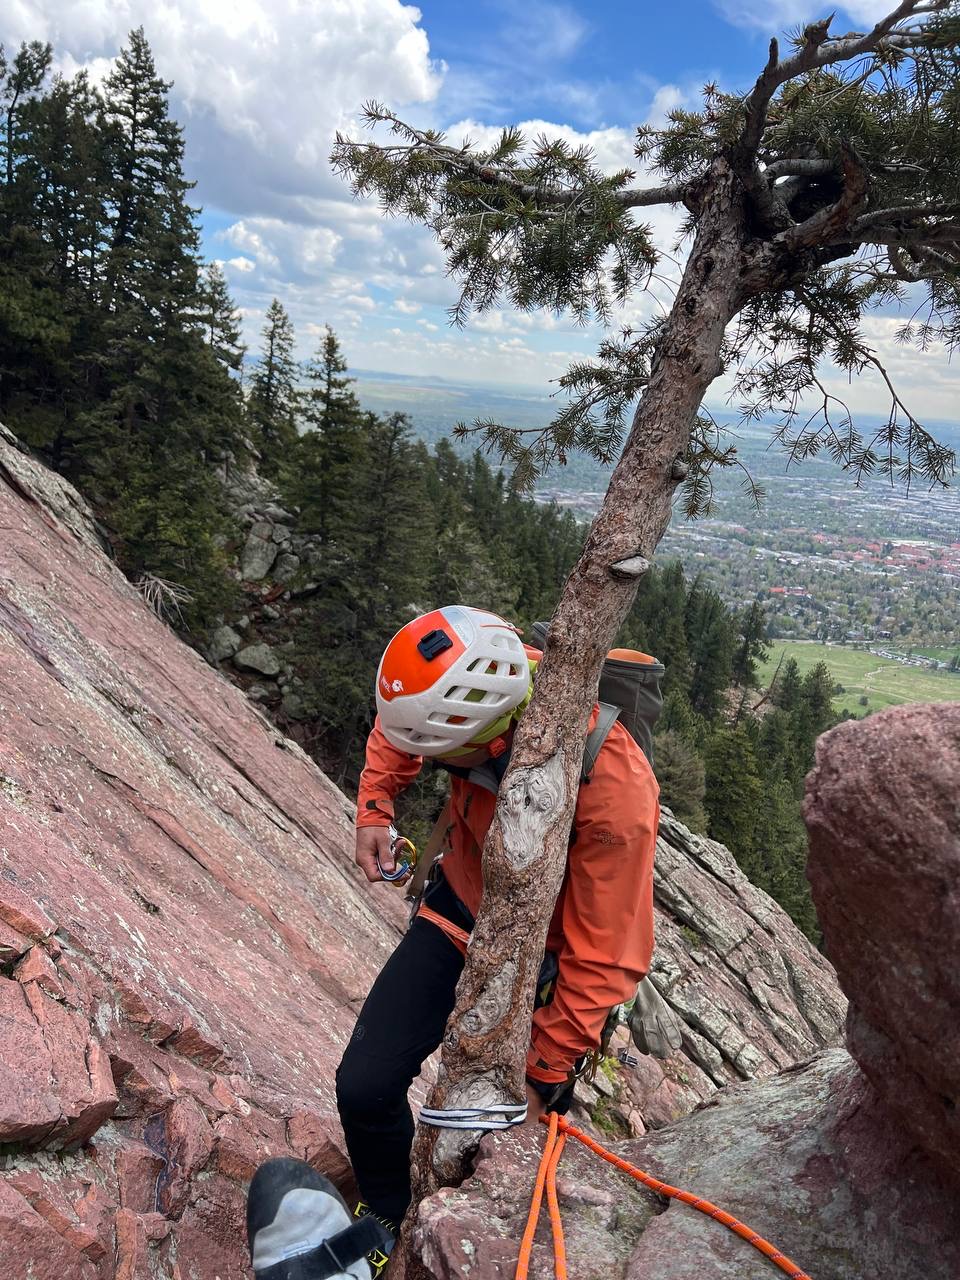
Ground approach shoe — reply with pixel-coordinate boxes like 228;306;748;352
352;1201;398;1278
247;1157;393;1279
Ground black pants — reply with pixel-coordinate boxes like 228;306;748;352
335;876;572;1225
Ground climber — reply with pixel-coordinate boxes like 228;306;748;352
330;604;660;1270
246;605;659;1278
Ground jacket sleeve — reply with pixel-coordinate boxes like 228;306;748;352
356;718;424;828
526;725;659;1084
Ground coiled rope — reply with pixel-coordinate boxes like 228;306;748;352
515;1112;813;1280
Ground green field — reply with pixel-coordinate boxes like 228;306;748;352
759;641;960;717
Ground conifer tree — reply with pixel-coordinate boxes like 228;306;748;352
202;263;245;374
774;656;804;712
653;729;708;831
0;41;50;196
334;2;960;1212
248;298;298;473
292;325;366;539
686;578;736;719
704;725;764;878
732;601;769;689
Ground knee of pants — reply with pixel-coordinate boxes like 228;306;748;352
335;1049;408;1120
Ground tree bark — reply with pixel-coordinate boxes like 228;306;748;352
399;159;752;1273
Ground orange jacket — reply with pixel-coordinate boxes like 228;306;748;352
357;707;660;1085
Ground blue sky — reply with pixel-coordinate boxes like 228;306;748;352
5;0;957;420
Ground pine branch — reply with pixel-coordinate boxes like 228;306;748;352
336;107;687;211
737;1;951;165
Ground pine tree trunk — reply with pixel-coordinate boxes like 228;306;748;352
400;160;751;1272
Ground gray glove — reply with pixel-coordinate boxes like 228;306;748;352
627;976;684;1059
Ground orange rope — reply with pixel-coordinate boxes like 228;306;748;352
514;1111;557;1280
514;1112;813;1280
543;1126;567;1280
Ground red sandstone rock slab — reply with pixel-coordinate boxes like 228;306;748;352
0;1180;99;1280
804;703;960;1180
0;431;411;1278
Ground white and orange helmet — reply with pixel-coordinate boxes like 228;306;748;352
375;605;531;756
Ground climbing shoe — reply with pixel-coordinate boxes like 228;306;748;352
247;1157;393;1279
352;1201;398;1278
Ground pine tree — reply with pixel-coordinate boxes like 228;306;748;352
291;326;366;539
685;577;735;720
703;726;764;881
732;601;769;689
248;298;298;473
202;263;245;374
0;41;51;198
653;729;708;832
773;657;803;712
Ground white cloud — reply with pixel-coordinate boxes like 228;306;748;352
714;1;914;33
225;255;256;273
8;1;443;207
393;298;421;314
447;118;636;176
499;2;588;63
344;294;377;311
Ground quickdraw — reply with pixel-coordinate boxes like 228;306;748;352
376;824;418;883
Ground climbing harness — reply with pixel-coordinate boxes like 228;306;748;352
375;823;418;882
515;1112;814;1280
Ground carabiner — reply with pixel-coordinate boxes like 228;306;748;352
377;824;418;883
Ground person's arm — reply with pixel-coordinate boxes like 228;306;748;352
526;725;659;1087
355;718;424;882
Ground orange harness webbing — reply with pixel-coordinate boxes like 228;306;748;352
416;903;470;955
515;1112;813;1280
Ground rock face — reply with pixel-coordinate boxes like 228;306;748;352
416;706;960;1279
0;426;853;1278
0;430;409;1278
416;1049;960;1280
804;704;960;1180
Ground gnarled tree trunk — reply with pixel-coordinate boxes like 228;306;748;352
400;159;752;1273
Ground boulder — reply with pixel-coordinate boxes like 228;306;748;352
414;1049;960;1280
274;552;301;582
234;643;281;677
804;703;960;1180
240;521;278;580
208;624;242;663
644;812;844;1100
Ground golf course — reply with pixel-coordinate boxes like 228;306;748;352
759;642;960;718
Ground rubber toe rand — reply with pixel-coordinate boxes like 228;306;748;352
248;1157;393;1279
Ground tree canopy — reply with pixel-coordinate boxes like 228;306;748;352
334;2;960;503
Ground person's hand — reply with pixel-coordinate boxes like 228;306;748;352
355;826;394;883
523;1082;548;1128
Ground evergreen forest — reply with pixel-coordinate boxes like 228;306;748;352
0;30;840;940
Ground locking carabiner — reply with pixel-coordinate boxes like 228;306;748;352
376;823;418;883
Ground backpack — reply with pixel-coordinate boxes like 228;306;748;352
410;624;681;1066
527;621;665;775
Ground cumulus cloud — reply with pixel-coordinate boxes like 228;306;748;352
7;0;443;210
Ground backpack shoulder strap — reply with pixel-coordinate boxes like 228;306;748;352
581;702;620;781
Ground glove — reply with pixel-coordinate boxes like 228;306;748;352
627;976;684;1060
